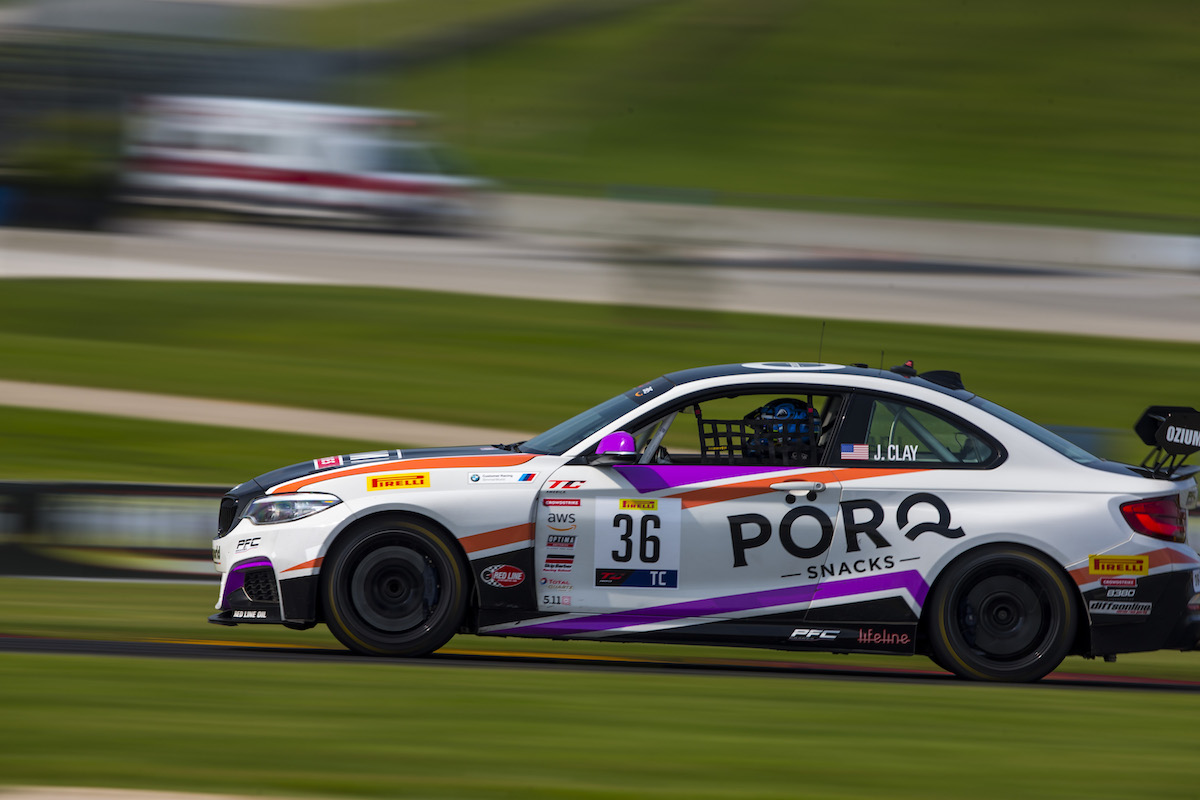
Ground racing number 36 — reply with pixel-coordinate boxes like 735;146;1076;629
595;498;682;588
611;513;661;563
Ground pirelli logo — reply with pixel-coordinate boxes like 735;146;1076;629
367;472;429;491
1088;555;1150;576
619;499;658;511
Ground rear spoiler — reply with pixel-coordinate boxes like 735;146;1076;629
1135;406;1200;479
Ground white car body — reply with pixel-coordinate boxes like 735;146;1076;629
211;362;1200;681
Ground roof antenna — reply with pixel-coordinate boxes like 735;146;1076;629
817;321;826;364
878;350;885;370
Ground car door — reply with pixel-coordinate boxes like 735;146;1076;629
533;390;845;630
811;392;1001;635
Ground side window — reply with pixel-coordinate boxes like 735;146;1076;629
834;394;997;466
628;392;839;467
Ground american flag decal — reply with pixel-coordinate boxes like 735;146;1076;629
841;443;869;461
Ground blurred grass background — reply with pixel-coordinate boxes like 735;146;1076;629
4;646;1198;800
340;0;1200;231
0;279;1198;483
4;0;1200;796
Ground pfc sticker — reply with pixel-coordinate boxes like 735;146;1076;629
594;497;682;589
366;472;429;491
1088;555;1149;577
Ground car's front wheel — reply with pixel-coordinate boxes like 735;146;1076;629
321;517;468;657
927;547;1077;682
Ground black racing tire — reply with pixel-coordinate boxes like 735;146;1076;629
927;547;1077;683
321;517;469;657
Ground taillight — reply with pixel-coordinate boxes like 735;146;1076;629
1121;495;1187;543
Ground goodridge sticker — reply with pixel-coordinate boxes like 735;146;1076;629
367;472;429;491
1088;555;1150;577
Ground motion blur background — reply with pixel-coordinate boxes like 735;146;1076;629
1;0;1199;798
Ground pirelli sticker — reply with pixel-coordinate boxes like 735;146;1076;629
367;472;429;491
1088;554;1149;577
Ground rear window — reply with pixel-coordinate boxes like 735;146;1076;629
968;396;1099;464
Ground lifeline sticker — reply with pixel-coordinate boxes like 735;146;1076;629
366;472;429;491
1088;555;1150;577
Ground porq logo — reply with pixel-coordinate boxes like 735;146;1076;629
1088;554;1150;577
367;472;429;491
619;499;657;511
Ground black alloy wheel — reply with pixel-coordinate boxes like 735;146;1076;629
321;518;468;657
928;547;1077;682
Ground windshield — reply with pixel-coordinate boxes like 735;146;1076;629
520;375;675;454
969;396;1100;464
520;392;641;455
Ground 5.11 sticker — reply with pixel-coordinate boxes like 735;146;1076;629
594;497;682;588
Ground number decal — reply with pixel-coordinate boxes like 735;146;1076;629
640;515;660;563
595;498;681;589
612;513;662;563
612;513;634;562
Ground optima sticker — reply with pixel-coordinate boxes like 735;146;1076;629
1088;555;1150;576
367;472;429;491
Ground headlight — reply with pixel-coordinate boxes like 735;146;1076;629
243;493;342;525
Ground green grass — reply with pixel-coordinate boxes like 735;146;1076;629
3;653;1199;800
2;278;1198;483
279;0;597;50
353;0;1200;231
2;578;1200;799
0;406;383;485
1;279;1199;445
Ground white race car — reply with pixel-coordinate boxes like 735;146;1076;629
210;362;1200;681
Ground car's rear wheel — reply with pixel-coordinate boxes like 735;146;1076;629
321;517;468;657
927;547;1077;682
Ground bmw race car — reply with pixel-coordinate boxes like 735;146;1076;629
211;362;1200;682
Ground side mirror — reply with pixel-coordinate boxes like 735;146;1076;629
589;431;637;465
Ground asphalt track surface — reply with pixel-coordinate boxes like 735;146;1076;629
1;196;1200;342
4;632;1199;693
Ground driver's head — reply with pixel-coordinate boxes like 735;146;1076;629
752;398;814;426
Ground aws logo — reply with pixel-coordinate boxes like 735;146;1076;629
547;512;576;532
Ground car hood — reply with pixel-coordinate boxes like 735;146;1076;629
233;445;511;497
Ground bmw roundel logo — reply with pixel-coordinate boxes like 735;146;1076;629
470;474;480;482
